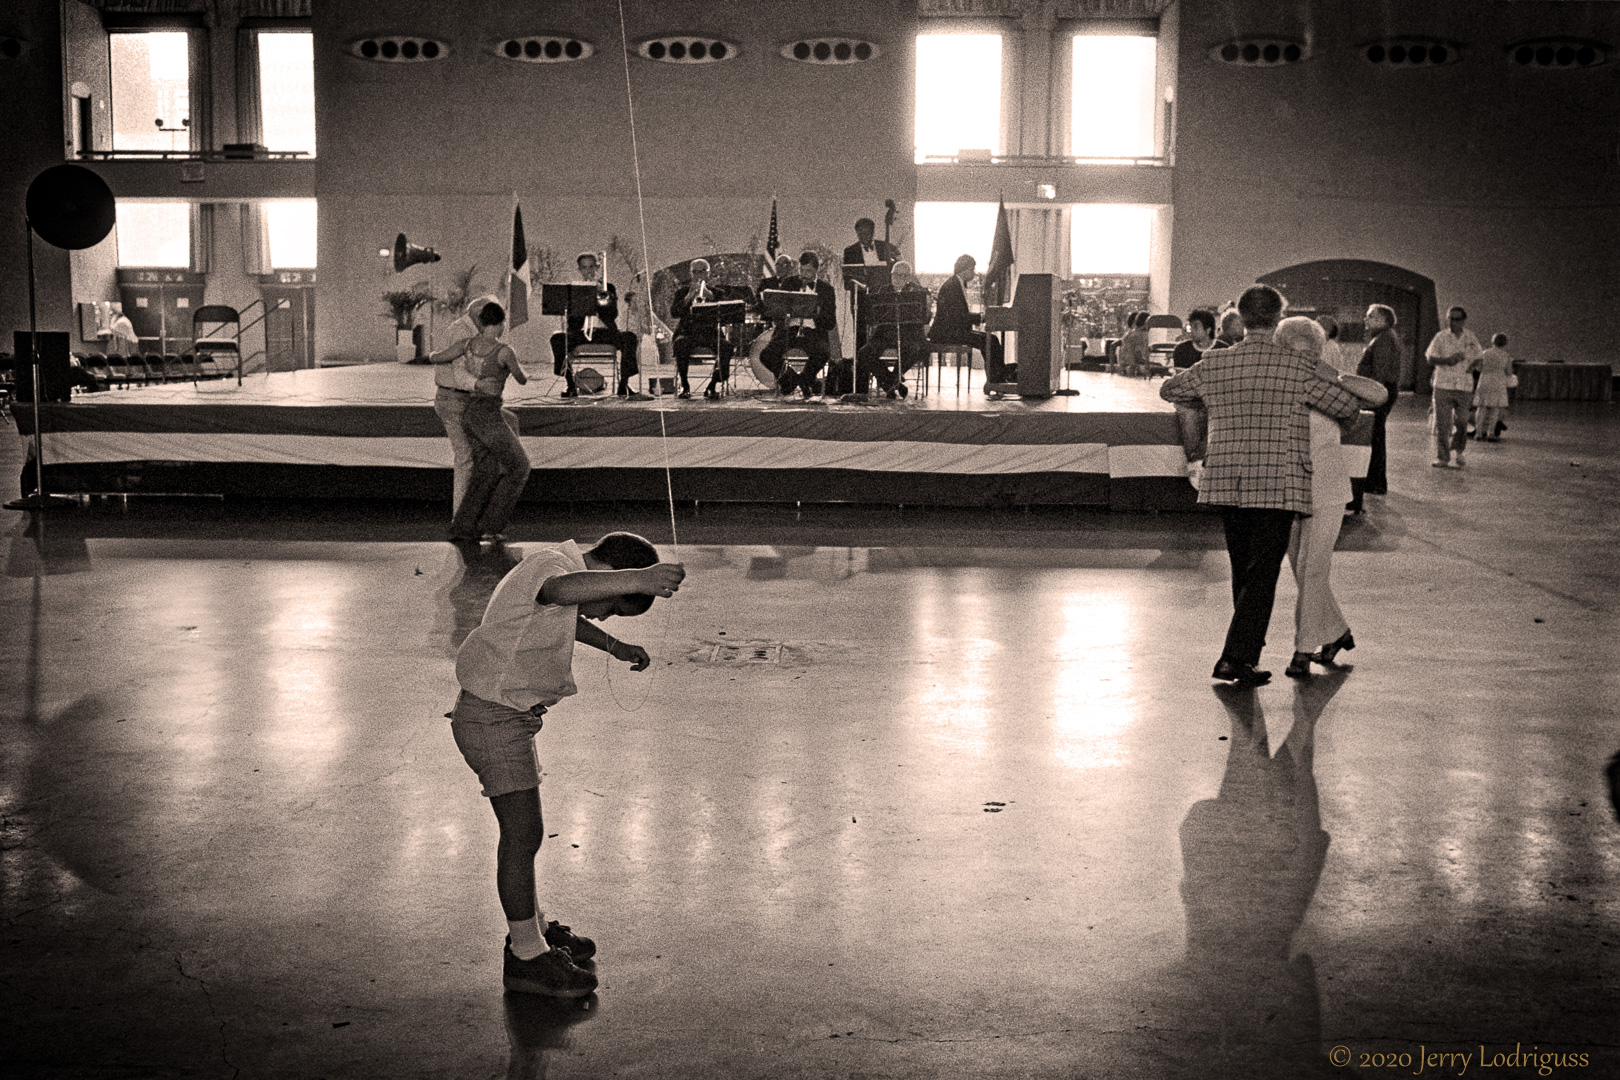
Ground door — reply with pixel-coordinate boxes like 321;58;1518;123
1258;261;1437;392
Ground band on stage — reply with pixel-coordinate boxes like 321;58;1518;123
547;216;1015;402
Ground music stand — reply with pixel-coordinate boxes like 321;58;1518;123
760;290;822;322
540;283;599;383
842;265;893;391
760;291;825;395
688;300;746;394
863;291;930;396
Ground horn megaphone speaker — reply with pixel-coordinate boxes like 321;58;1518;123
27;165;116;251
393;232;441;273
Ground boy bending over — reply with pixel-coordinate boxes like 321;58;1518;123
450;531;684;996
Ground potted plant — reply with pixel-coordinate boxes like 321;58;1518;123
382;287;434;361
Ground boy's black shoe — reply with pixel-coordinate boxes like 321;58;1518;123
503;940;598;998
543;920;596;961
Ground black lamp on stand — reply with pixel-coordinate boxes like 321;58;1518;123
5;165;117;513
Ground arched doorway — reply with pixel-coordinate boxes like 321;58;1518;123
1258;260;1438;392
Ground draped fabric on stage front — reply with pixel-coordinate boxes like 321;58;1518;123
18;365;1370;509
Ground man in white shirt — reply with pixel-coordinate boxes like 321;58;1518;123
449;532;684;997
1425;306;1483;468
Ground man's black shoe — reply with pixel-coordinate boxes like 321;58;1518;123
1212;659;1271;686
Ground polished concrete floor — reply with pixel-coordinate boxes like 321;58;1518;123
3;397;1617;1080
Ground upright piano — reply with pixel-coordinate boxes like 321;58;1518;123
983;273;1063;398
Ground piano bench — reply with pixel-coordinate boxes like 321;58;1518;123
930;345;974;393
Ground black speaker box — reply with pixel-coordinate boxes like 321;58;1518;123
12;331;74;403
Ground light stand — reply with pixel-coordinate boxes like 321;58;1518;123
6;222;77;511
6;165;118;513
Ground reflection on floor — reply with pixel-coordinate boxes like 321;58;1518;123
2;399;1616;1079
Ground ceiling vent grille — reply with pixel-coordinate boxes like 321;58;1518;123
639;37;737;64
351;37;448;63
1361;39;1463;66
1507;38;1608;69
782;38;880;65
496;37;594;63
1209;39;1308;66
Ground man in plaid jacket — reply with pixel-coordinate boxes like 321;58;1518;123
1160;286;1363;685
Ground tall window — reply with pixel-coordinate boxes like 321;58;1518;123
915;34;1001;163
259;31;316;155
1070;205;1154;275
914;202;999;275
110;31;191;152
265;200;317;268
1071;35;1156;159
117;202;191;267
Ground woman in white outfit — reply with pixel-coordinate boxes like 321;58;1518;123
1273;317;1389;678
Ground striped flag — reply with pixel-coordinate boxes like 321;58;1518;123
507;201;529;329
983;197;1015;307
765;196;780;262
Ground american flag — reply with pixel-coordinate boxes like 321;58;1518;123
765;196;780;262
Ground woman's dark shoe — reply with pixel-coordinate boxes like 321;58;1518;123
677;389;691;400
1311;630;1355;666
1285;652;1315;678
1212;659;1271;686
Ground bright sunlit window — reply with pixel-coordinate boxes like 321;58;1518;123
265;200;317;268
915;34;1001;163
1070;205;1154;275
116;201;191;267
259;31;316;155
110;31;190;152
1071;35;1156;159
914;202;999;275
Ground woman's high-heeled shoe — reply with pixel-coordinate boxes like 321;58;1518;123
1285;652;1314;678
1311;630;1355;666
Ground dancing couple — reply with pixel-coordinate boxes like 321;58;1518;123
1161;286;1388;685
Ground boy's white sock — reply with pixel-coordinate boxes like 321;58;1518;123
508;914;548;960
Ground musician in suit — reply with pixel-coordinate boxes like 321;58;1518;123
854;261;931;398
759;251;838;399
928;254;1011;391
548;252;643;398
757;254;796;298
843;218;901;349
671;259;732;400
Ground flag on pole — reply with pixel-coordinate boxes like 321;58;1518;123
765;196;780;262
983;197;1015;307
507;200;530;330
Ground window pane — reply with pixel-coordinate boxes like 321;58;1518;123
1070;205;1154;275
265;200;317;268
259;32;316;155
1071;35;1156;158
915;34;1001;162
915;202;999;275
117;202;191;267
110;32;190;151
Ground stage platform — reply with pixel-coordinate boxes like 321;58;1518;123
14;362;1362;511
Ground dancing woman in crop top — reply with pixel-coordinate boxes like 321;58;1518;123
439;301;532;542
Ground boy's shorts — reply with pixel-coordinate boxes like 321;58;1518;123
448;690;547;798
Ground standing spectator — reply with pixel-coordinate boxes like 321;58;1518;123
1473;333;1515;442
1274;317;1388;677
106;308;140;359
1118;311;1150;376
1316;316;1357;374
1173;309;1217;369
1160;286;1363;686
1350;304;1402;511
1426;306;1483;468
